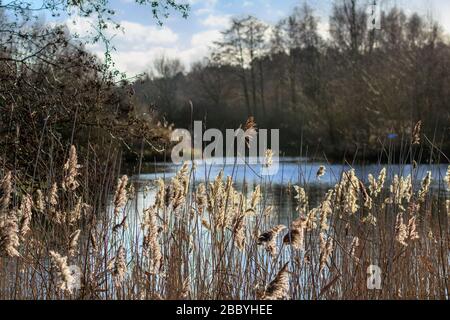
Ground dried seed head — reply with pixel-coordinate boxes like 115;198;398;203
264;149;273;168
114;175;128;216
261;263;289;300
258;225;286;257
445;166;450;191
316;166;326;179
62;145;81;191
319;232;334;272
350;236;359;258
294;186;308;213
412;120;422;145
48;183;59;207
154;178;166;210
143;206;162;274
19;194;33;238
49;250;75;293
0;213;20;257
195;183;207;215
283;226;304;250
68;230;81;257
395;213;408;246
418;171;432;203
113;246;127;287
35;189;45;212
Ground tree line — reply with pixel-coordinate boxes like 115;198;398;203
134;1;450;161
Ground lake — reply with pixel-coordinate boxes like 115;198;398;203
131;157;449;226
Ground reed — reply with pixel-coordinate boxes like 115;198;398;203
0;144;448;300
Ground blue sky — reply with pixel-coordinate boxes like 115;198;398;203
59;0;450;76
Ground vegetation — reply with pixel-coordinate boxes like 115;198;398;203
134;2;450;159
0;0;449;300
0;142;448;299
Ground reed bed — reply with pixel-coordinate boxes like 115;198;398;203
0;146;449;300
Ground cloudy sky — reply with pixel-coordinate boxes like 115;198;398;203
63;0;450;76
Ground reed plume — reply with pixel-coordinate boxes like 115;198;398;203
264;149;273;168
395;213;408;246
412;120;422;145
114;175;128;217
19;194;33;238
418;171;432;202
261;263;289;300
143;206;162;274
62;145;81;192
113;246;127;287
258;224;286;257
294;186;308;213
68;229;81;257
319;232;334;272
0;212;20;257
445;166;450;191
368;167;386;197
283;225;304;250
49;250;74;293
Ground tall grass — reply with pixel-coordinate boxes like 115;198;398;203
0;145;449;300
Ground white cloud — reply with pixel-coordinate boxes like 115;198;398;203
114;21;178;50
195;7;214;16
67;17;225;75
201;13;231;29
188;0;217;6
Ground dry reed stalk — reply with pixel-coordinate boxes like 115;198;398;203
242;116;257;147
319;190;333;231
445;166;450;191
368;167;386;197
0;171;12;212
68;197;83;225
143;206;162;274
249;185;261;211
264;149;273;168
387;174;412;208
261;263;290;300
49;250;74;293
319;232;334;272
113;175;128;217
233;213;246;251
62;145;81;191
418;171;432;203
412;120;422;145
283;225;305;250
154;178;166;210
113;246;127;287
19;194;33;238
350;236;359;258
35;189;45;212
68;229;81;257
359;181;372;209
47;183;58;207
294;186;308;213
395;213;419;246
335;169;359;215
257;224;286;257
0;212;20;257
195;183;207;215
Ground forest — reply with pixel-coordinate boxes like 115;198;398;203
133;3;450;160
